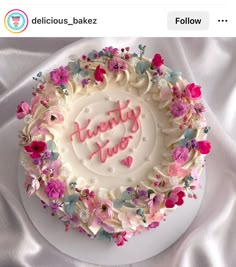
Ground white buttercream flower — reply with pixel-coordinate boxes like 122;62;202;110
97;187;109;200
24;114;33;124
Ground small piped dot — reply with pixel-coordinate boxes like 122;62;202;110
145;156;151;161
108;167;114;173
129;148;135;153
84;107;90;113
90;177;96;184
105;96;110;101
142;137;147;142
128;177;134;182
142;114;146;119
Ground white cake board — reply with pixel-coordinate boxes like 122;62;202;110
18;164;205;265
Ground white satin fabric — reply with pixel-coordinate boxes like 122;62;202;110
0;38;235;267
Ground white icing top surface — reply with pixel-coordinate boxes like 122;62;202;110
60;90;165;190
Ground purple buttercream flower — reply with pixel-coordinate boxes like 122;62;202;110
50;66;69;86
42;151;51;160
33;158;41;165
49;201;61;213
81;79;89;88
44;179;65;199
170;101;187;118
138;189;147;198
191;139;199;149
126;187;134;192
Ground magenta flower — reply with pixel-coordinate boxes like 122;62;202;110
172;147;189;164
148;221;160;229
170;101;187;117
94;199;113;221
24;140;47;159
50;66;69;86
43;108;64;126
151;53;164;68
197;140;211;154
94;65;106;82
44;179;65;199
112;231;128;246
108;57;128;73
16;101;31;119
186;83;202;99
165;187;185;208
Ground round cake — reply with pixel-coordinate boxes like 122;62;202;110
17;45;211;246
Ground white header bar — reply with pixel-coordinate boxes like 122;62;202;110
0;3;233;37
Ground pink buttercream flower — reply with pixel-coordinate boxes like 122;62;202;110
147;193;164;215
31;95;42;115
108;57;128;73
168;164;189;177
197;140;211;154
112;231;128;246
94;199;113;221
44;179;65;199
146;212;164;229
170;101;187;117
94;65;106;82
42;159;62;177
103;46;119;56
50;66;69;86
30;119;51;138
24;140;47;159
165;187;185;208
172;147;189;164
24;169;41;196
186;83;202;99
192;103;205;115
16;101;31;119
151;53;164;68
43;108;64;126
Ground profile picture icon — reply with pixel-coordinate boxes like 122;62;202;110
4;9;28;33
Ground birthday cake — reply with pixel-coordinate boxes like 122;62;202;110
17;45;211;246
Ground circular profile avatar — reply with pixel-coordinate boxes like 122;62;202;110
4;9;28;33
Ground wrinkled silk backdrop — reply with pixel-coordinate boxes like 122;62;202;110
0;38;235;267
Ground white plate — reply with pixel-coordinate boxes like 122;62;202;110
18;164;205;265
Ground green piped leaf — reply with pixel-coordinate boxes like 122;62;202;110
147;189;155;197
47;140;56;151
113;199;123;209
121;191;132;201
123;202;136;208
136;61;150;75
